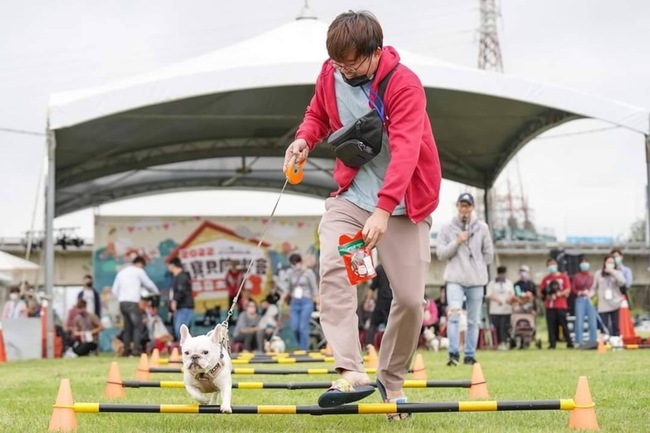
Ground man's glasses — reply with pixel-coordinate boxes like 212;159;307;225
330;56;370;74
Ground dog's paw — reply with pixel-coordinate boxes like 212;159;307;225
220;404;232;414
197;397;211;406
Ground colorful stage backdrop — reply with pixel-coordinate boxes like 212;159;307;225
93;215;321;313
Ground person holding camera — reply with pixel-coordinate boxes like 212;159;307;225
437;193;494;366
282;10;441;413
590;255;626;337
539;258;574;349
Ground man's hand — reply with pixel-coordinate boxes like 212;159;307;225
457;231;469;244
362;209;390;250
283;139;309;172
169;301;177;312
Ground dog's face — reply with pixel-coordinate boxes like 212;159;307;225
180;324;227;373
423;328;435;343
269;336;285;354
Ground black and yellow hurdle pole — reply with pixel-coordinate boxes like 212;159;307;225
149;367;400;375
64;400;576;415
121;379;471;390
157;353;369;364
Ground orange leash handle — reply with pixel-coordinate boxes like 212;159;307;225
285;155;305;185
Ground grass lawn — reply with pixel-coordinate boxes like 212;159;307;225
0;347;648;433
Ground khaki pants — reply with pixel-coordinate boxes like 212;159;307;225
318;197;431;390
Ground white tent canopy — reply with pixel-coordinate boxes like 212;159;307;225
49;18;648;133
0;251;40;272
46;16;649;218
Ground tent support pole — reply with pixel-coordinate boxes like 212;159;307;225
645;132;650;247
45;129;56;359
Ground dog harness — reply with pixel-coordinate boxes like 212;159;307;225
193;335;228;394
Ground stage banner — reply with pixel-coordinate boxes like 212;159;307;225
93;215;321;314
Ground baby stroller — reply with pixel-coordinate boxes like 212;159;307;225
510;301;542;349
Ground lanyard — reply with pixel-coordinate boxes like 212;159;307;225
361;85;386;122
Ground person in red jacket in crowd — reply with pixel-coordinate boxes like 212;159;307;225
539;258;574;349
225;261;244;308
282;10;441;419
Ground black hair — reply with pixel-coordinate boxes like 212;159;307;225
169;257;183;268
132;256;146;266
289;253;302;265
497;266;507;274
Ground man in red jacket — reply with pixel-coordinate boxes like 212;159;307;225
282;10;441;418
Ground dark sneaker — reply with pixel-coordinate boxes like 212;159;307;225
446;353;459;367
463;356;477;365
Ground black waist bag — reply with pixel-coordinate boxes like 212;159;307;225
328;65;398;168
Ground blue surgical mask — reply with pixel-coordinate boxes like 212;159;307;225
614;257;622;265
547;265;558;274
579;263;590;272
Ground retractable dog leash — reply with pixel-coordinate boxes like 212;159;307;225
220;155;305;332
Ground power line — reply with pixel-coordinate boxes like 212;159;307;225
0;127;45;137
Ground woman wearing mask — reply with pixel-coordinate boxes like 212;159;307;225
570;258;597;347
1;287;28;320
285;253;318;350
590;255;626;337
539;258;573;349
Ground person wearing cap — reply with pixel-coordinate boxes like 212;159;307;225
513;265;537;313
282;10;441;415
436;192;493;366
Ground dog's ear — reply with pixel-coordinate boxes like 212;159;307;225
179;324;191;346
212;324;227;344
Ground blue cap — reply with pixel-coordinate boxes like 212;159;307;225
457;193;475;206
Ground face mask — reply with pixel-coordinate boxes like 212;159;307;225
342;74;371;87
605;263;615;272
579;263;590;272
614;257;622;265
547;265;558;274
519;271;529;279
9;293;19;301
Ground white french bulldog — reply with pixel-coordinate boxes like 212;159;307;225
423;327;449;352
264;335;286;354
179;324;233;413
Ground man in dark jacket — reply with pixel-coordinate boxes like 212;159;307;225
168;257;195;340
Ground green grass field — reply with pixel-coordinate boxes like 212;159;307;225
1;347;649;433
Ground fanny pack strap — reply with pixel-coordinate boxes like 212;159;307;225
362;63;399;123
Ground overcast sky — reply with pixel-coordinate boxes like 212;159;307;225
0;0;648;242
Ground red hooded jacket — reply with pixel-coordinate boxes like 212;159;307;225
295;46;441;224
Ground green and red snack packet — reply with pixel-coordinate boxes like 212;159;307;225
338;230;377;285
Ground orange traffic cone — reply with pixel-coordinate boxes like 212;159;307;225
597;340;607;354
48;378;77;432
169;347;181;363
135;353;150;381
410;353;427;380
104;361;126;399
366;345;378;369
619;296;638;344
568;376;598;430
469;363;489;398
0;327;7;363
324;342;333;356
149;348;160;367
